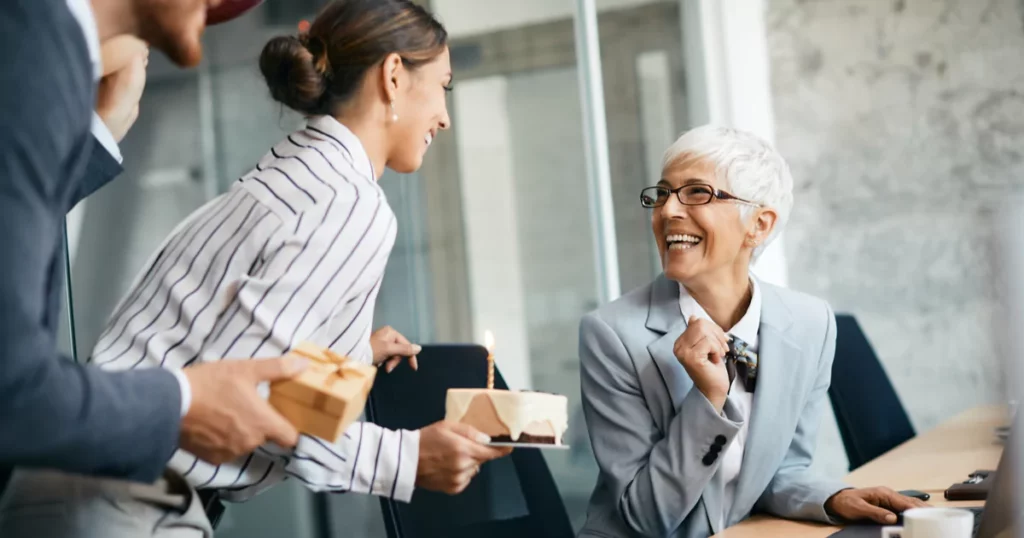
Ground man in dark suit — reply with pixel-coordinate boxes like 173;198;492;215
0;0;307;505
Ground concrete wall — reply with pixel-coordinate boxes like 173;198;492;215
768;0;1024;476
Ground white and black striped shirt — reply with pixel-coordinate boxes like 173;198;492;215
89;116;419;503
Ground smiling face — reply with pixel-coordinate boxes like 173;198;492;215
385;47;452;173
652;156;776;286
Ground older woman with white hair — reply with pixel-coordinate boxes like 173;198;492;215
577;125;925;538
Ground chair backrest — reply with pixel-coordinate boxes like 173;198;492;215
366;344;574;538
828;314;916;470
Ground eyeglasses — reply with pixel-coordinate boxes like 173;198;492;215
639;183;761;208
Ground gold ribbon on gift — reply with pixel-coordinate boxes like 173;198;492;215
291;342;348;369
290;343;365;396
270;342;377;441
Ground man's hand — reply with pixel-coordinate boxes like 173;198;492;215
96;36;149;142
673;316;731;412
101;35;148;77
825;487;929;524
180;357;308;464
415;421;513;495
370;326;421;373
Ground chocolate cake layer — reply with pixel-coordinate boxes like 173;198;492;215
491;434;556;444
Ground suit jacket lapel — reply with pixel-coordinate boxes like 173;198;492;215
645;275;725;534
727;284;812;524
645;274;689;411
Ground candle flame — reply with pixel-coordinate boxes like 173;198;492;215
484;330;495;352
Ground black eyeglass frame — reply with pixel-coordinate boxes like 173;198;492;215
639;182;761;208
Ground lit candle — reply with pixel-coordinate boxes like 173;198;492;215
484;330;495;389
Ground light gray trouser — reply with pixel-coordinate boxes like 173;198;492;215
0;468;213;538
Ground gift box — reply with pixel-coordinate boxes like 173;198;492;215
269;342;377;442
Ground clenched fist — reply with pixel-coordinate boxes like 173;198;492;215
673;316;731;412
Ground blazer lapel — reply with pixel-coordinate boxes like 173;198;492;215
644;275;725;534
727;284;813;524
645;274;690;411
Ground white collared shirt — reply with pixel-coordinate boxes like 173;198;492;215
91;116;418;503
679;277;761;528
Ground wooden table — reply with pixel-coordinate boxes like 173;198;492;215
713;405;1008;538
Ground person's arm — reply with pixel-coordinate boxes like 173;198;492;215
190;193;420;501
753;303;849;522
282;283;419;502
0;135;180;481
579;312;743;537
0;4;182;480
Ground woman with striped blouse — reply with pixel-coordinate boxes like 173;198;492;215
0;1;510;536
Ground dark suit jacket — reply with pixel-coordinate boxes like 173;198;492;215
0;0;181;491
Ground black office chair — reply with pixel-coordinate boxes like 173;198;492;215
828;314;916;470
365;344;574;538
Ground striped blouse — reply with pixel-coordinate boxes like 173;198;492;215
89;115;419;503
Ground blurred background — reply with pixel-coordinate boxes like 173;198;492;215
59;0;1024;536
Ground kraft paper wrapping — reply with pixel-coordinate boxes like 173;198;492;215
269;342;376;442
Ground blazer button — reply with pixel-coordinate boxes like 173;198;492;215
708;444;721;454
714;435;727;446
702;453;716;466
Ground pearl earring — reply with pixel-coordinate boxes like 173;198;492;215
390;101;398;122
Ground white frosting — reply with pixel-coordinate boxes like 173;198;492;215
445;389;569;443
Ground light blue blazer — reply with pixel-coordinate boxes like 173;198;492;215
578;274;848;538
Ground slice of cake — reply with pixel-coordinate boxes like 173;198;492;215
445;389;568;445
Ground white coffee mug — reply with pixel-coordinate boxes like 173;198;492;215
881;507;974;538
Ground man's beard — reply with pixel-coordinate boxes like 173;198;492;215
136;1;207;68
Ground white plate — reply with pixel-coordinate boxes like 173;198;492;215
488;442;569;450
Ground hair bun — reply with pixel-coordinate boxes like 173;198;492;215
299;34;332;76
259;35;329;115
259;0;448;115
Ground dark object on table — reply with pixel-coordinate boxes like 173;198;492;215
828;315;916;470
945;470;996;501
898;489;930;501
366;344;574;538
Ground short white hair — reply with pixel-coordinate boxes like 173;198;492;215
661;125;794;259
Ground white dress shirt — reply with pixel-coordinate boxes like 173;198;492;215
679;277;761;529
90;116;419;503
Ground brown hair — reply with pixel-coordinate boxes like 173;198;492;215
259;0;448;116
